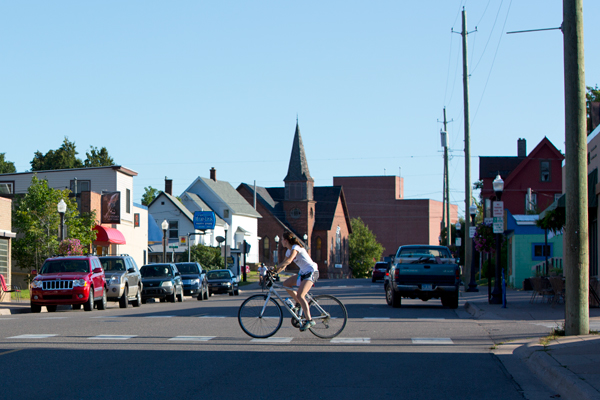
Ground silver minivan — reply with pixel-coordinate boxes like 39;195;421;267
99;255;143;308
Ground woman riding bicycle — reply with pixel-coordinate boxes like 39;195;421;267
275;231;319;331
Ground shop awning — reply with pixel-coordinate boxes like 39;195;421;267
93;225;126;246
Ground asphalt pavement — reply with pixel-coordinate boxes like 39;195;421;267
462;286;600;400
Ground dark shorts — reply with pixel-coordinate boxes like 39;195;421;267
298;270;319;285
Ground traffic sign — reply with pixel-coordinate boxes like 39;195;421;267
493;201;504;217
455;237;462;247
493;217;504;234
469;226;476;238
168;245;178;249
484;217;493;224
193;211;216;230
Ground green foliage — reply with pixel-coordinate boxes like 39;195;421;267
349;217;384;278
84;146;114;167
187;244;224;270
588;84;600;134
536;208;565;234
58;239;84;256
473;222;495;253
31;137;84;171
12;175;97;272
0;153;16;173
142;186;159;206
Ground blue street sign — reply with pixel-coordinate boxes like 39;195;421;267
193;211;216;230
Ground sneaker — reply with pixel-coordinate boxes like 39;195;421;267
299;319;316;332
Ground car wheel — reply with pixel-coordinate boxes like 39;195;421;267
444;291;459;309
31;304;42;313
229;289;234;296
234;289;239;296
385;284;392;306
387;284;401;308
84;287;94;312
72;304;81;310
46;305;57;312
96;288;108;310
197;288;203;301
132;287;142;307
119;286;129;308
204;286;209;300
372;277;376;283
177;288;184;302
168;292;176;303
141;298;147;304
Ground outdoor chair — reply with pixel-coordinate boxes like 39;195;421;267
529;277;554;304
0;274;21;302
549;277;565;307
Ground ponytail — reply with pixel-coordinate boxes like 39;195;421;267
283;231;304;248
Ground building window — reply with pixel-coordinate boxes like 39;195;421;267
290;208;301;218
335;226;342;264
168;220;179;239
532;243;552;261
314;237;322;262
263;237;270;260
70;180;90;194
0;240;8;277
224;209;229;218
0;181;14;194
540;161;551;182
126;189;131;214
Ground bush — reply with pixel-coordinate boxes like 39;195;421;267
58;239;84;256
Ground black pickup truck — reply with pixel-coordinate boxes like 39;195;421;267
384;245;461;309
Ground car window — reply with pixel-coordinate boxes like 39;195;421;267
41;260;90;274
140;265;173;278
129;258;139;271
101;259;127;272
175;263;199;274
207;271;231;280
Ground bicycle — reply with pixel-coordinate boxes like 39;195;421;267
238;270;348;339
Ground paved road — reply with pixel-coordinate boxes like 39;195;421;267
0;281;557;399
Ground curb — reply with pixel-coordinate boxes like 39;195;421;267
514;339;600;400
464;301;484;318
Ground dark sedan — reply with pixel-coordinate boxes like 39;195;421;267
372;261;391;282
206;269;239;296
140;263;184;303
174;262;209;300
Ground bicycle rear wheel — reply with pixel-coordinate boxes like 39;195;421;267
238;294;283;338
308;295;348;338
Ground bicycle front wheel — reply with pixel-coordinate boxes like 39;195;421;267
308;295;348;338
238;294;283;338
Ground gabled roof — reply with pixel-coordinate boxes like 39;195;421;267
284;122;313;182
185;177;261;218
181;192;226;226
503;137;564;188
148;191;194;222
479;156;524;180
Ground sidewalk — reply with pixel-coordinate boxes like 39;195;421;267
463;286;600;400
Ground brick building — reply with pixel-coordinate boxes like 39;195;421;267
333;176;458;258
0;196;15;301
237;122;352;279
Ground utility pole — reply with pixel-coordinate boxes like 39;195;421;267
454;8;475;280
563;0;588;336
442;108;451;247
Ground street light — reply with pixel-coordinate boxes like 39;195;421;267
466;204;479;292
57;199;67;242
274;235;279;266
490;175;504;304
303;233;308;249
161;220;169;263
224;222;229;270
455;222;461;262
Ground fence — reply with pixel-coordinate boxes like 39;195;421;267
532;257;563;276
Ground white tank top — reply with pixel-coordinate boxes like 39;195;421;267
286;244;318;274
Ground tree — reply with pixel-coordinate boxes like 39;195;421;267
84;146;114;167
142;186;159;206
12;175;97;275
348;217;384;278
31;137;84;171
588;84;600;134
187;244;224;269
0;153;16;173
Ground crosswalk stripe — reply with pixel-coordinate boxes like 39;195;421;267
169;336;216;341
89;335;137;340
144;315;175;318
330;338;370;344
412;338;453;344
250;337;293;343
7;334;58;339
198;316;228;318
363;317;390;320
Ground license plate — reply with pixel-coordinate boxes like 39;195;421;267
421;284;432;291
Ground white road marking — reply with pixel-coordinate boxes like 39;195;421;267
8;334;58;339
330;338;371;344
169;336;216;341
90;316;122;319
89;335;137;340
199;316;228;318
363;317;390;320
412;338;454;344
250;337;294;343
417;318;445;320
144;315;175;318
40;317;69;320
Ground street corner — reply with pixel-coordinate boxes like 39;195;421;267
464;301;485;319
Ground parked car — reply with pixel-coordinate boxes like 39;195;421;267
30;255;107;313
99;255;143;308
372;261;390;282
140;263;184;303
174;262;209;300
206;269;239;296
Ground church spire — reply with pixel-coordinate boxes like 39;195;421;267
284;120;313;183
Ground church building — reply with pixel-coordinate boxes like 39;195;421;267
237;122;352;279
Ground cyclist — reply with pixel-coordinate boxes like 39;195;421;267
275;231;319;331
257;262;268;288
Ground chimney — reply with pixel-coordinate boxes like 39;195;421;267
518;138;526;158
210;167;217;181
165;177;172;195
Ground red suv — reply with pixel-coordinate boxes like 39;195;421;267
30;255;107;313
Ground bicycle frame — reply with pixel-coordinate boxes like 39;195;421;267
260;279;328;323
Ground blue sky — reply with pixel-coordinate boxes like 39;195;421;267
1;1;599;218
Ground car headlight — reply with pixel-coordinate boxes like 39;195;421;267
109;275;121;285
224;282;231;286
161;281;173;287
190;279;200;285
73;279;87;287
31;280;42;289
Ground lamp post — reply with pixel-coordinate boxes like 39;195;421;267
466;204;479;292
490;175;504;304
274;235;279;266
223;222;229;270
57;199;67;242
161;220;169;263
455;222;461;262
303;233;308;250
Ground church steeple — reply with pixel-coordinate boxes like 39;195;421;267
284;121;314;201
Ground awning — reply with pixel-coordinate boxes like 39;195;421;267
148;214;163;244
93;225;126;246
